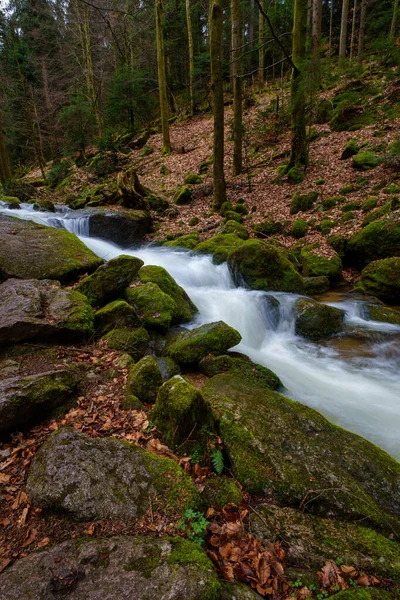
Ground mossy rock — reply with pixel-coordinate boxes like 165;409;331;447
253;220;283;238
155;356;181;381
223;210;243;224
184;173;202;185
202;374;400;533
291;219;308;238
362;202;392;226
126;355;162;404
341;139;360;159
139;265;198;324
364;303;400;325
290;192;318;215
163;321;242;365
362;197;378;213
221;220;249;240
320;219;336;235
77;255;144;307
250;504;400;579
233;203;248;215
341;210;355;223
330;105;377;132
329;591;397;600
228;240;304;293
121;394;145;411
104;327;150;361
294;297;345;339
0;215;103;283
328;234;348;258
125;283;177;333
189;216;199;227
342;201;360;212
287;166;305;184
195;234;245;265
356;258;400;303
321;196;345;210
346;221;400;269
352;152;381;171
0;195;21;208
201;476;243;508
164;233;200;249
301;247;343;279
303;275;330;295
152;375;215;450
174;185;192;205
145;194;170;214
219;201;233;217
32;199;55;212
94;299;142;336
199;352;281;390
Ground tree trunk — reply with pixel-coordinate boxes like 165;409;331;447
349;0;358;62
258;3;264;86
311;0;322;71
390;0;399;38
210;0;226;209
339;0;350;61
329;0;334;56
231;0;243;175
289;0;308;170
186;0;195;116
357;0;367;67
249;0;255;51
0;112;11;184
155;0;171;153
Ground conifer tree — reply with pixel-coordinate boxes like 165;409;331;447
155;0;171;153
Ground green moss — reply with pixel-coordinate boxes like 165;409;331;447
219;201;233;216
303;275;330;295
301;246;342;279
365;304;400;325
0;195;21;207
199;353;281;390
233;203;248;215
328;234;348;257
294;297;344;339
341;139;359;159
104;327;149;361
321;196;346;210
174;185;192;205
384;183;400;194
189;216;199;227
339;184;357;194
352;152;381;171
223;210;243;224
341;210;355;223
127;356;162;403
316;178;325;185
362;202;392;226
125;283;176;333
184;173;202;184
290;191;318;214
164;233;200;249
287;166;305;184
320;219;336;235
362;197;378;212
347;221;400;269
201;477;243;508
140;145;153;156
342;201;360;212
195;234;245;265
357;257;400;303
94;300;141;336
253;220;283;237
221;220;249;240
124;544;161;576
291;219;308;238
60;290;95;339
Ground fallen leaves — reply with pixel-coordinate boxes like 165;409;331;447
317;560;383;594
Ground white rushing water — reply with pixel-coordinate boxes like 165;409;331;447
2;202;400;459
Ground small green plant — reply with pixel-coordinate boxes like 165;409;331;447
210;447;224;475
176;509;209;546
190;449;201;464
291;579;303;588
317;591;329;600
335;557;344;566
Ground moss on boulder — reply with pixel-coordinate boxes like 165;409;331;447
0;195;21;208
164;233;199;249
184;173;202;184
227;240;304;293
163;321;242;365
202;374;400;533
174;185;192;205
356;258;400;303
199;353;281;390
301;247;343;279
290;191;318;215
201;476;243;508
221;220;249;239
104;327;149;360
364;302;400;325
77;255;143;307
125;282;177;332
341;139;360;159
253;220;283;238
139;265;198;323
195;234;245;265
346;221;400;269
94;299;141;335
303;276;330;295
352;152;381;171
294;297;345;339
291;219;308;238
126;355;163;403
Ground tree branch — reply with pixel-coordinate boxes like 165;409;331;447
253;0;295;70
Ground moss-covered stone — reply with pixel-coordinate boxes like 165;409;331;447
152;375;214;449
163;321;242;365
145;194;170;214
199;353;281;390
341;210;355;223
201;476;243;508
321;196;346;210
342;201;360;212
290;191;318;214
164;233;200;249
195;234;245;265
341;139;360;159
202;374;400;534
294;297;345;339
189;216;199;227
328;234;348;257
364;303;400;325
156;357;181;381
126;355;162;403
0;195;21;208
121;394;145;411
219;201;233;216
320;219;336;235
0;215;103;283
32;199;55;212
301;247;343;279
94;299;141;335
104;327;149;361
356;258;400;303
303;275;330;295
228;240;304;293
253;220;283;238
223;210;243;224
184;173;202;184
221;220;249;239
139;265;198;324
174;185;192;205
352;152;381;171
287;166;305;184
77;255;144;307
362;202;392;226
291;219;308;238
125;283;177;333
362;197;378;212
346;221;400;269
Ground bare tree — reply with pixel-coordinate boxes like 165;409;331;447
357;0;367;67
390;0;399;38
155;0;171;153
185;0;194;116
349;0;358;62
311;0;322;70
231;0;242;175
290;0;308;169
339;0;350;60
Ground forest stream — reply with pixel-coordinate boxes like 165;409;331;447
1;202;400;461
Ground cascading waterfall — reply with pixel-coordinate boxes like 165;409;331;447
1;202;400;459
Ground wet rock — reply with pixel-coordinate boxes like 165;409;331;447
346;221;400;269
195;233;245;265
87;208;152;247
356;257;400;303
0;279;94;345
294;297;345;339
126;355;163;403
0;536;221;600
364;302;400;325
199;352;281;390
27;427;200;520
0;215;103;283
301;247;342;279
0;370;76;433
77;255;143;307
303;275;330;295
94;299;142;336
125;282;177;333
155;357;181;381
163;321;242;365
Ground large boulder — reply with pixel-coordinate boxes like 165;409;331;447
195;234;245;265
202;374;400;534
0;536;221;600
87;208;152;247
139;265;198;323
356;257;400;303
27;427;200;521
303;275;330;295
77;255;143;307
94;299;142;335
125;283;177;333
301;247;343;279
163;321;242;365
294;297;345;339
0;215;103;283
199;353;281;390
104;327;150;361
346;220;400;269
0;279;94;345
364;302;400;325
126;355;163;403
152;376;214;449
0;370;76;433
227;240;304;293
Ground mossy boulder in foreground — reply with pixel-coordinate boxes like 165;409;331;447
27;427;200;521
356;257;400;303
0;214;103;282
202;374;400;533
0;536;222;600
227;240;304;293
126;355;163;403
163;321;242;365
346;221;400;269
94;299;141;335
0;369;76;433
77;255;143;307
294;297;345;339
199;352;281;390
